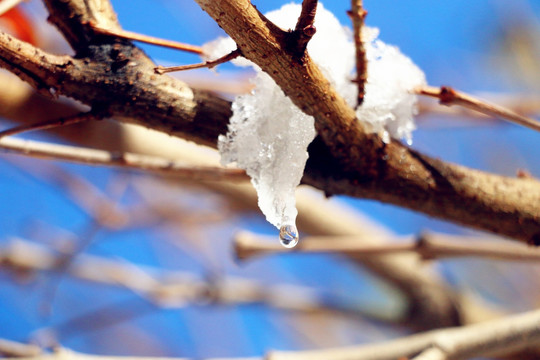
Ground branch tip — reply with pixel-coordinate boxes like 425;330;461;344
154;49;241;75
417;85;540;133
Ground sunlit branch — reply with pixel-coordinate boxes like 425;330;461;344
417;85;540;132
89;22;203;54
292;0;318;54
0;137;248;182
155;49;241;74
234;230;540;262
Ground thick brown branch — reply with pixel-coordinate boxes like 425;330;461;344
0;27;231;148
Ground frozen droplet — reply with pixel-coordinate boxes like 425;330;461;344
405;137;413;146
279;224;299;248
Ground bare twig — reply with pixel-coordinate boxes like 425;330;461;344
155;49;241;74
0;0;24;17
235;230;540;263
0;112;96;139
89;22;203;54
234;231;409;260
292;0;318;54
0;137;248;182
349;0;368;107
417;85;540;132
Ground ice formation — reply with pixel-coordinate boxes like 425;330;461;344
203;3;426;246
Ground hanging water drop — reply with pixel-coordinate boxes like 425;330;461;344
279;224;299;248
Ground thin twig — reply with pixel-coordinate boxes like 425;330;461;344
416;85;540;132
89;23;203;54
0;137;248;182
0;112;95;139
349;0;368;107
292;0;318;55
234;230;540;262
0;0;24;17
155;49;241;74
234;231;410;260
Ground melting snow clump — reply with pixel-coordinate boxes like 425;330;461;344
203;3;426;244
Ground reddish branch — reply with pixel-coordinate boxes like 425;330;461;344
349;0;368;106
417;85;540;132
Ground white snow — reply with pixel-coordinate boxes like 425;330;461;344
203;2;426;235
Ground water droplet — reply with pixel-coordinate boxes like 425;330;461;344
279;224;299;248
405;137;413;146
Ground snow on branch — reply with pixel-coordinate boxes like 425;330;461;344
203;3;425;245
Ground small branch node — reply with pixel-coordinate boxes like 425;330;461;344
290;0;319;56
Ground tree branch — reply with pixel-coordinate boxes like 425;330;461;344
194;0;540;246
292;0;318;54
0;137;248;182
155;49;241;74
349;0;368;106
417;85;540;132
235;230;540;262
